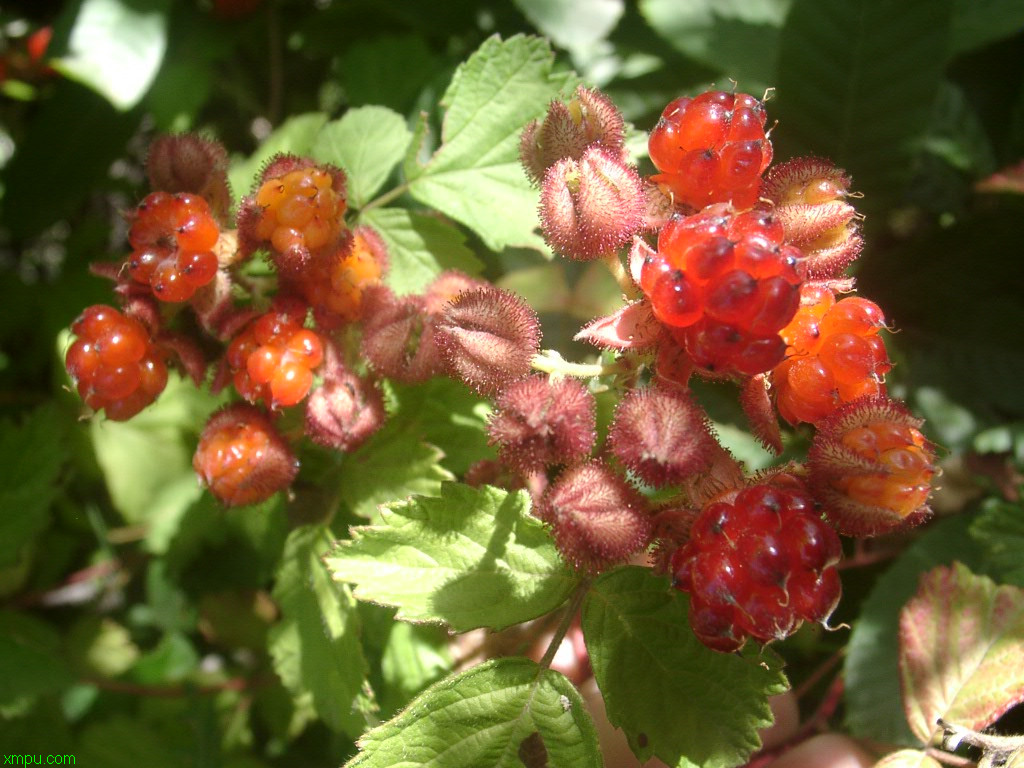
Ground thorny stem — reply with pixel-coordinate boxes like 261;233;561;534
360;182;411;214
538;580;590;671
602;251;640;300
532;349;626;379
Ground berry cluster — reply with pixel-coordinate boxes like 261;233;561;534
251;166;346;259
772;285;891;425
127;191;221;302
648;91;773;211
65;305;168;421
226;300;325;409
669;481;842;652
639;205;804;376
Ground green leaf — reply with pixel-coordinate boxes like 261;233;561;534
971;500;1024;587
339;34;443;113
228;113;329;201
345;658;601;768
844;514;986;745
0;611;74;706
640;0;791;87
132;631;198;685
0;405;68;566
951;0;1024;55
514;0;625;53
900;563;1024;742
360;207;484;296
67;616;140;677
337;421;455;519
405;34;577;253
379;622;452;717
326;482;577;632
89;373;221;525
55;0;169;110
582;567;787;768
78;715;182;768
385;378;494;477
311;107;413;209
775;0;952;209
269;525;368;735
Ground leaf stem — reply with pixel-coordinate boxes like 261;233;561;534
537;580;590;671
360;182;411;215
532;350;624;378
602;251;640;300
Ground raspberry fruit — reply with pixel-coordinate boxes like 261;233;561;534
127;191;220;302
772;285;891;425
193;404;298;507
65;304;168;421
670;479;842;652
639;204;805;376
299;226;387;328
226;300;324;409
253;166;346;258
648;90;772;210
809;397;936;536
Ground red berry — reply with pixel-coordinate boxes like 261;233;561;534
127;191;220;302
192;404;298;507
226;301;323;409
648;90;772;210
65;305;168;420
670;479;842;651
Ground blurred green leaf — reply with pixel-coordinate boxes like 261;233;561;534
970;499;1024;587
0;405;68;566
514;0;625;53
269;525;367;735
583;566;786;767
55;0;170;110
775;0;952;208
951;0;1024;55
312;107;413;208
339;34;443;114
344;658;601;768
405;35;577;253
0;611;74;706
845;514;986;745
78;715;182;768
360;207;484;296
67;616;140;677
640;0;790;87
132;632;198;685
326;483;577;631
378;621;452;717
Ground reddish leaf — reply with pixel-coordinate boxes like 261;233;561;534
574;300;660;350
899;563;1024;743
874;749;942;768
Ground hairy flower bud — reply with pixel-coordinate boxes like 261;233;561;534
539;146;644;261
193;403;298;507
762;157;863;278
809;396;936;536
360;285;443;383
539;461;652;573
423;270;489;314
435;286;541;396
520;86;626;185
608;386;717;487
487;375;596;472
304;343;385;452
146;133;233;222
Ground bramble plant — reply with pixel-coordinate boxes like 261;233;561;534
3;2;1024;768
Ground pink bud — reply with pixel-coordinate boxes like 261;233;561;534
435;286;541;396
520;86;626;185
608;386;717;487
487;375;596;472
539;460;651;573
359;285;443;383
539;146;645;261
304;351;385;452
146;133;233;222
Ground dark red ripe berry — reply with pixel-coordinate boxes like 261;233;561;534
66;305;168;421
648;90;772;210
127;191;220;302
641;204;804;377
670;480;842;652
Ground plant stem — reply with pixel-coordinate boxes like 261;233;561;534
360;182;411;214
532;350;624;378
538;580;590;671
602;251;640;300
